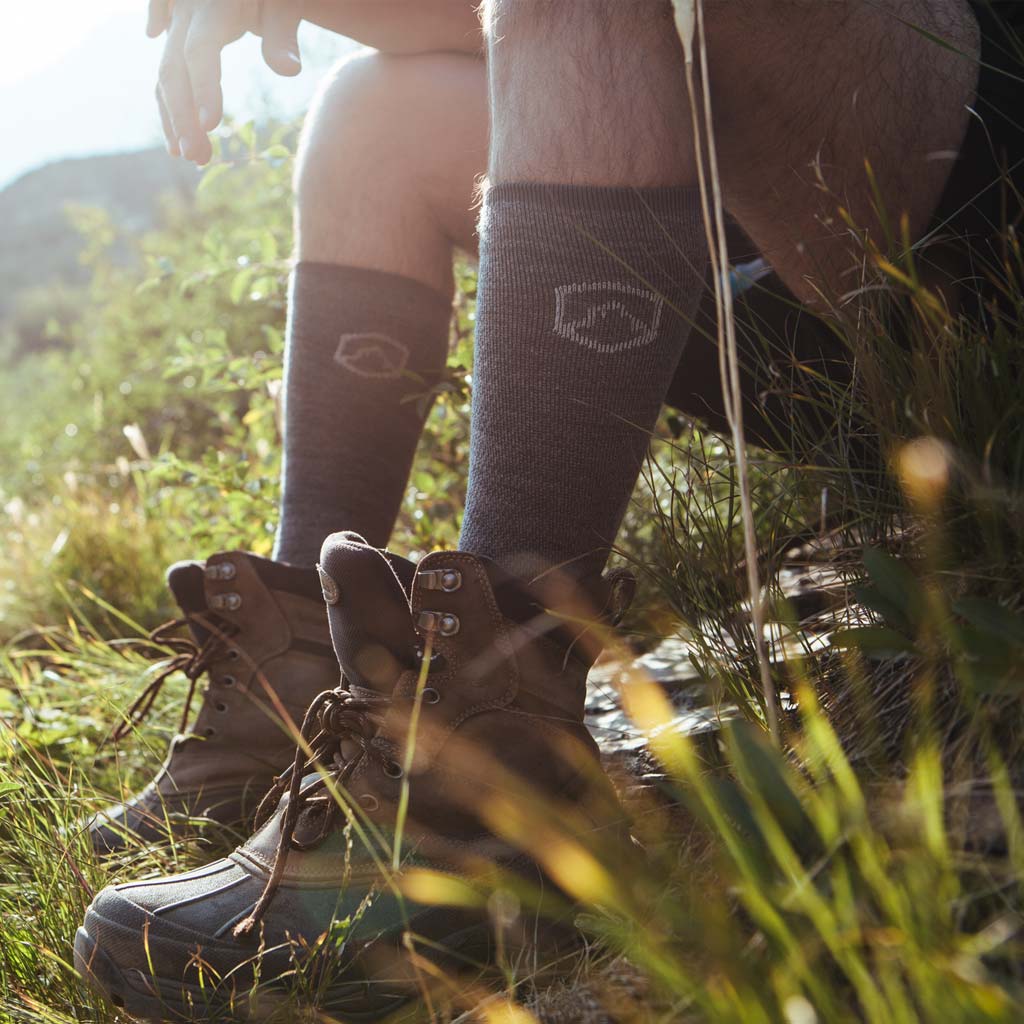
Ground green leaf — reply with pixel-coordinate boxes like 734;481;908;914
859;547;926;632
230;268;255;306
261;144;291;169
728;721;816;851
237;120;257;152
702;776;761;845
954;623;1024;693
259;232;279;265
954;597;1024;648
197;162;231;194
959;657;1021;694
830;626;915;658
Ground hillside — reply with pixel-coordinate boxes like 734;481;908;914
0;148;198;325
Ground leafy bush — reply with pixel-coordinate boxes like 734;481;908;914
0;122;479;636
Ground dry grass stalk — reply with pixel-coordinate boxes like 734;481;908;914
671;0;780;741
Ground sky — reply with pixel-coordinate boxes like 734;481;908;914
0;0;138;89
0;1;350;188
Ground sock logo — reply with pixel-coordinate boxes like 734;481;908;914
334;333;410;379
553;282;664;353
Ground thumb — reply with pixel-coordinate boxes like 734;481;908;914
260;4;302;77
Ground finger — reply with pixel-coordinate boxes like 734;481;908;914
260;4;302;77
184;23;225;130
184;4;248;133
146;0;171;38
156;89;180;157
185;124;213;166
159;16;208;163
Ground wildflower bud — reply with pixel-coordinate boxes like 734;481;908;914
897;436;951;512
784;995;818;1024
122;423;152;462
487;888;521;930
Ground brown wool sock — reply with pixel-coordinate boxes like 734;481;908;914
273;263;452;566
459;183;708;580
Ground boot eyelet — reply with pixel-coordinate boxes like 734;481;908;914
416;650;447;673
422;688;441;705
214;702;228;713
203;726;217;737
210;593;242;612
220;674;236;687
419;568;463;592
227;649;240;661
382;761;404;779
416;610;460;637
205;561;237;581
358;794;380;812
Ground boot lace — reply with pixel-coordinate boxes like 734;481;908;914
234;685;393;939
112;614;238;743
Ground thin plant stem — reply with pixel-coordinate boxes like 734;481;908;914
392;632;434;870
673;0;780;742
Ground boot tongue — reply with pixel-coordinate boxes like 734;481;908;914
317;532;418;694
165;560;211;643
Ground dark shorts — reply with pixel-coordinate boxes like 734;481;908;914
665;0;1024;445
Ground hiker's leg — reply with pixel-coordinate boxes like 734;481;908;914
462;0;978;579
295;50;484;295
701;0;980;302
490;0;978;304
662;0;980;446
274;51;487;565
460;0;709;580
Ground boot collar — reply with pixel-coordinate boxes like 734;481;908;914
407;551;634;726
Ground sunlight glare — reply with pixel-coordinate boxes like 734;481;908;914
1;0;141;87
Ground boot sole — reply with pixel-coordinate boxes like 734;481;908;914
75;904;582;1022
73;914;412;1022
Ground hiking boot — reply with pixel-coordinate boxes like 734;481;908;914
76;533;634;1021
88;551;339;854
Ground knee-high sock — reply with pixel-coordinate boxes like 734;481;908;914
274;263;451;566
459;184;707;580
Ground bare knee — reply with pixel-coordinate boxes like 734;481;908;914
294;50;487;284
296;51;424;207
298;49;487;202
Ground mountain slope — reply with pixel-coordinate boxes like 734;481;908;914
0;148;198;322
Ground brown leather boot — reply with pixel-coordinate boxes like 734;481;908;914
88;551;339;853
76;534;634;1020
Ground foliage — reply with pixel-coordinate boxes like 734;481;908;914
0;122;474;637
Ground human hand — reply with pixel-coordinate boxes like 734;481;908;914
148;0;302;164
